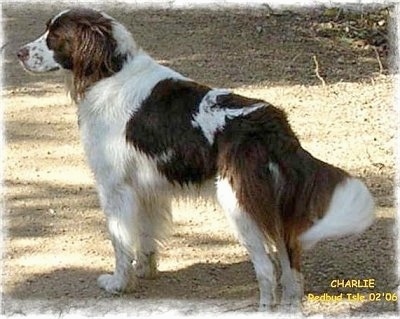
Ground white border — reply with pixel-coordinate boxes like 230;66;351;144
393;2;400;319
0;0;5;315
0;0;397;9
1;0;399;318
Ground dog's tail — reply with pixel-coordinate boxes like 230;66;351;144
276;148;375;250
298;175;375;250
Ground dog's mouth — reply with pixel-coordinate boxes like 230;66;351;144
19;60;61;74
47;66;61;72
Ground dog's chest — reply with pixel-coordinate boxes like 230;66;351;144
78;111;131;178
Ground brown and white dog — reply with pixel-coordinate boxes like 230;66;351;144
17;8;375;311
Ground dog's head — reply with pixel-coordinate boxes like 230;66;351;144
17;8;137;100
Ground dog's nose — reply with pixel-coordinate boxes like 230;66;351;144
17;47;29;61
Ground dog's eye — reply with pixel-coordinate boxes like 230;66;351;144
46;33;55;43
46;32;61;50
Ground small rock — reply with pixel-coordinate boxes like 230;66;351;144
323;7;340;18
337;57;345;64
378;19;386;26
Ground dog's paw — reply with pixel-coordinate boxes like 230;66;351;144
135;252;158;279
258;302;274;312
281;290;302;306
135;264;158;279
277;300;302;313
97;273;134;294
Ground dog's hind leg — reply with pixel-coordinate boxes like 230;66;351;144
134;195;172;279
287;239;304;300
277;239;303;312
216;177;279;311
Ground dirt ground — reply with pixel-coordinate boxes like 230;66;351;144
2;2;398;316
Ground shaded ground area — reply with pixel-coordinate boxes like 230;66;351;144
2;2;398;316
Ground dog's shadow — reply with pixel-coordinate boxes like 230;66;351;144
5;217;397;315
5;261;260;314
5;260;257;300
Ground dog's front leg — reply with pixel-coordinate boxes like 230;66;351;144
134;195;172;279
96;182;138;294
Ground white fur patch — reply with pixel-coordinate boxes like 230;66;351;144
191;89;265;144
50;9;70;24
268;162;281;186
19;31;61;73
299;177;375;250
155;149;174;163
216;177;277;309
101;11;138;56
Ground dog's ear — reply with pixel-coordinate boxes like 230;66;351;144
71;19;119;100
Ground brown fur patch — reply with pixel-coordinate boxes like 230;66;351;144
46;8;126;101
216;105;296;241
216;102;349;261
215;92;265;109
125;79;216;186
